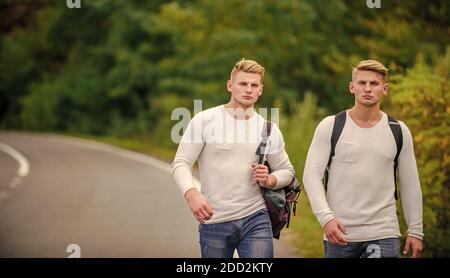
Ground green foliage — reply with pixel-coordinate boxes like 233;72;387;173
282;92;327;257
283;92;327;178
386;49;450;257
0;30;38;128
2;0;448;131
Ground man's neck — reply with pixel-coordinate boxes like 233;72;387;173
348;105;382;128
224;102;255;120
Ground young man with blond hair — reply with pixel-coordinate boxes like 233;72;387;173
303;60;423;258
172;59;295;258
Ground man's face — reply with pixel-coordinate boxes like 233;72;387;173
349;70;387;107
227;71;263;109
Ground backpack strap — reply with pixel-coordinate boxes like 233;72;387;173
256;121;272;164
387;115;403;200
324;111;346;191
324;111;403;200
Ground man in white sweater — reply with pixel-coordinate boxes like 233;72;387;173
171;59;295;258
303;60;423;258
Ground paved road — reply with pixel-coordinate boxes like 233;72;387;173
0;132;298;258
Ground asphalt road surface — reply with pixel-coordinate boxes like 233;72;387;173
0;132;298;258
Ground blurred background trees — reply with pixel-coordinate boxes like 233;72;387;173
386;49;450;257
1;0;448;257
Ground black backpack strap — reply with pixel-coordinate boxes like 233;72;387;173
388;115;403;200
324;111;347;191
256;121;272;164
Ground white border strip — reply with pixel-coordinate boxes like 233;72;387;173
0;142;30;177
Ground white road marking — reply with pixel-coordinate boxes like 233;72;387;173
0;142;30;177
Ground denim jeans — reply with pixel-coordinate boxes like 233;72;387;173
324;237;401;258
199;209;273;258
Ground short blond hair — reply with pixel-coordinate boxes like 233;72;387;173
352;60;389;82
230;58;265;83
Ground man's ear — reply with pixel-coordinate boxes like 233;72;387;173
349;81;354;94
259;85;263;96
226;80;232;93
383;83;388;96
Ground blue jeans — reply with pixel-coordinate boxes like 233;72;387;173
324;237;401;258
199;209;273;258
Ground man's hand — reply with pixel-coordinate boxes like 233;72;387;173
403;235;423;258
251;163;276;189
323;218;347;245
184;188;214;223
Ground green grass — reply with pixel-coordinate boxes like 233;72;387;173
289;191;324;258
69;133;176;163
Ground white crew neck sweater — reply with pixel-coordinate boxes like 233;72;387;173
303;111;423;241
172;105;295;224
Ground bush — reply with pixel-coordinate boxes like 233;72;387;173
387;48;450;257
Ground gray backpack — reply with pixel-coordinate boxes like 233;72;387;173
256;121;301;239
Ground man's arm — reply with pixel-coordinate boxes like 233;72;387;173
171;140;203;195
302;117;335;226
171;115;213;222
398;122;424;257
263;124;295;189
303;116;347;245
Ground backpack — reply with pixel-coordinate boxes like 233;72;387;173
324;111;403;199
256;121;301;239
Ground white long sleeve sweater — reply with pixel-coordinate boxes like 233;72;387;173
303;111;423;241
172;105;295;224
